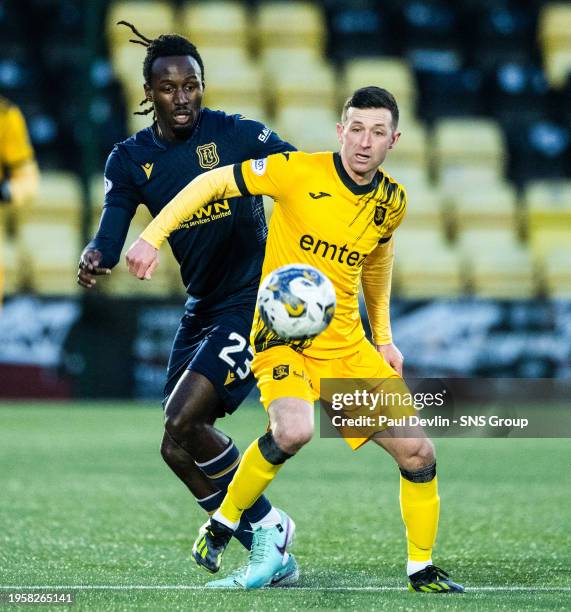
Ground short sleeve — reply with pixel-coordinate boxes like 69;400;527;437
234;152;294;200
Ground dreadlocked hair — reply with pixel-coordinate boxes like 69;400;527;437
117;21;205;116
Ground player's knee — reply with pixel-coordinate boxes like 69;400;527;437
397;437;435;471
272;421;313;454
160;431;177;467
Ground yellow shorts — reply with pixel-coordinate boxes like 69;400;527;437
251;338;401;450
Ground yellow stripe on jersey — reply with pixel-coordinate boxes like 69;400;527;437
238;151;407;359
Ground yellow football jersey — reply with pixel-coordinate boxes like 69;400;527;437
0;97;35;181
236;151;407;358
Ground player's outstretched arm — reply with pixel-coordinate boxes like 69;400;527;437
125;165;242;280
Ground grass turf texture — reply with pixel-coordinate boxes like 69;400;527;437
0;402;569;611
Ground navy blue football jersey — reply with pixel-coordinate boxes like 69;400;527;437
88;109;295;313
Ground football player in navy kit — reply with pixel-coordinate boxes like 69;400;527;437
77;23;298;586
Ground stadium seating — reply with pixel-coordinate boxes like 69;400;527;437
17;171;82;227
394;228;464;298
19;222;81;295
459;229;536;298
541;248;571;298
261;49;336;115
274;107;339;152
256;1;326;54
106;1;175;47
432;118;506;190
451;183;520;236
179;1;250;50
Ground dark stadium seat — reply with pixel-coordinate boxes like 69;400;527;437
415;64;485;122
459;1;539;71
506;118;571;185
323;0;397;60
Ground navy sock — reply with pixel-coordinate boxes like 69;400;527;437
196;439;273;524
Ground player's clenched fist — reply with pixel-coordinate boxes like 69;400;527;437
126;238;159;280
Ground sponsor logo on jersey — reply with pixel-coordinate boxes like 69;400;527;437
141;162;154;179
258;127;272;143
104;177;113;194
299;234;367;267
178;200;232;228
251;158;267;176
309;191;331;199
273;364;290;380
374;203;387;226
197;143;220;169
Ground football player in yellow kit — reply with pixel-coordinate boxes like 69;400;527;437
0;97;39;308
126;86;463;593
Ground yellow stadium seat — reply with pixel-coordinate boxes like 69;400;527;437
381;162;431;192
525;180;571;257
459;229;536;298
385;122;427;167
2;240;22;295
433;118;506;184
274;107;339;152
343;58;417;121
393;228;464;297
203;61;263;111
541;248;571;297
179;1;250;49
452;183;519;234
256;1;326;54
18;171;82;227
524;179;571;226
19;222;80;295
262;51;336;114
544;48;571;88
198;46;251;70
538;2;571;54
127;110;154;136
107;1;176;48
399;185;446;232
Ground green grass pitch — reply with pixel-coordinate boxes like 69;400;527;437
0;401;569;610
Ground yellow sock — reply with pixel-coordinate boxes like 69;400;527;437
219;438;284;524
400;475;440;562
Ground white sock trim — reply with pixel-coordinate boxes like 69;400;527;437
407;559;432;576
195;442;234;468
212;510;239;531
250;507;282;530
196;490;222;503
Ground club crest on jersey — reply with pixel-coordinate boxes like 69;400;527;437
197;143;220;169
251;158;267;176
374;203;388;226
273;364;290;380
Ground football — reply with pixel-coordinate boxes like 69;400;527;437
257;264;336;340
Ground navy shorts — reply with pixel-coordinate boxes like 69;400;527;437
163;307;256;414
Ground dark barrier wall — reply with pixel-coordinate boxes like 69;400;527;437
0;295;569;399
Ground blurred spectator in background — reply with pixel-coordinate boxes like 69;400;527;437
0;96;39;309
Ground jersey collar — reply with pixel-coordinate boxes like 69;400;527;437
333;152;380;195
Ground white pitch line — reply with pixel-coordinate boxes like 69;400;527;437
0;586;570;592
